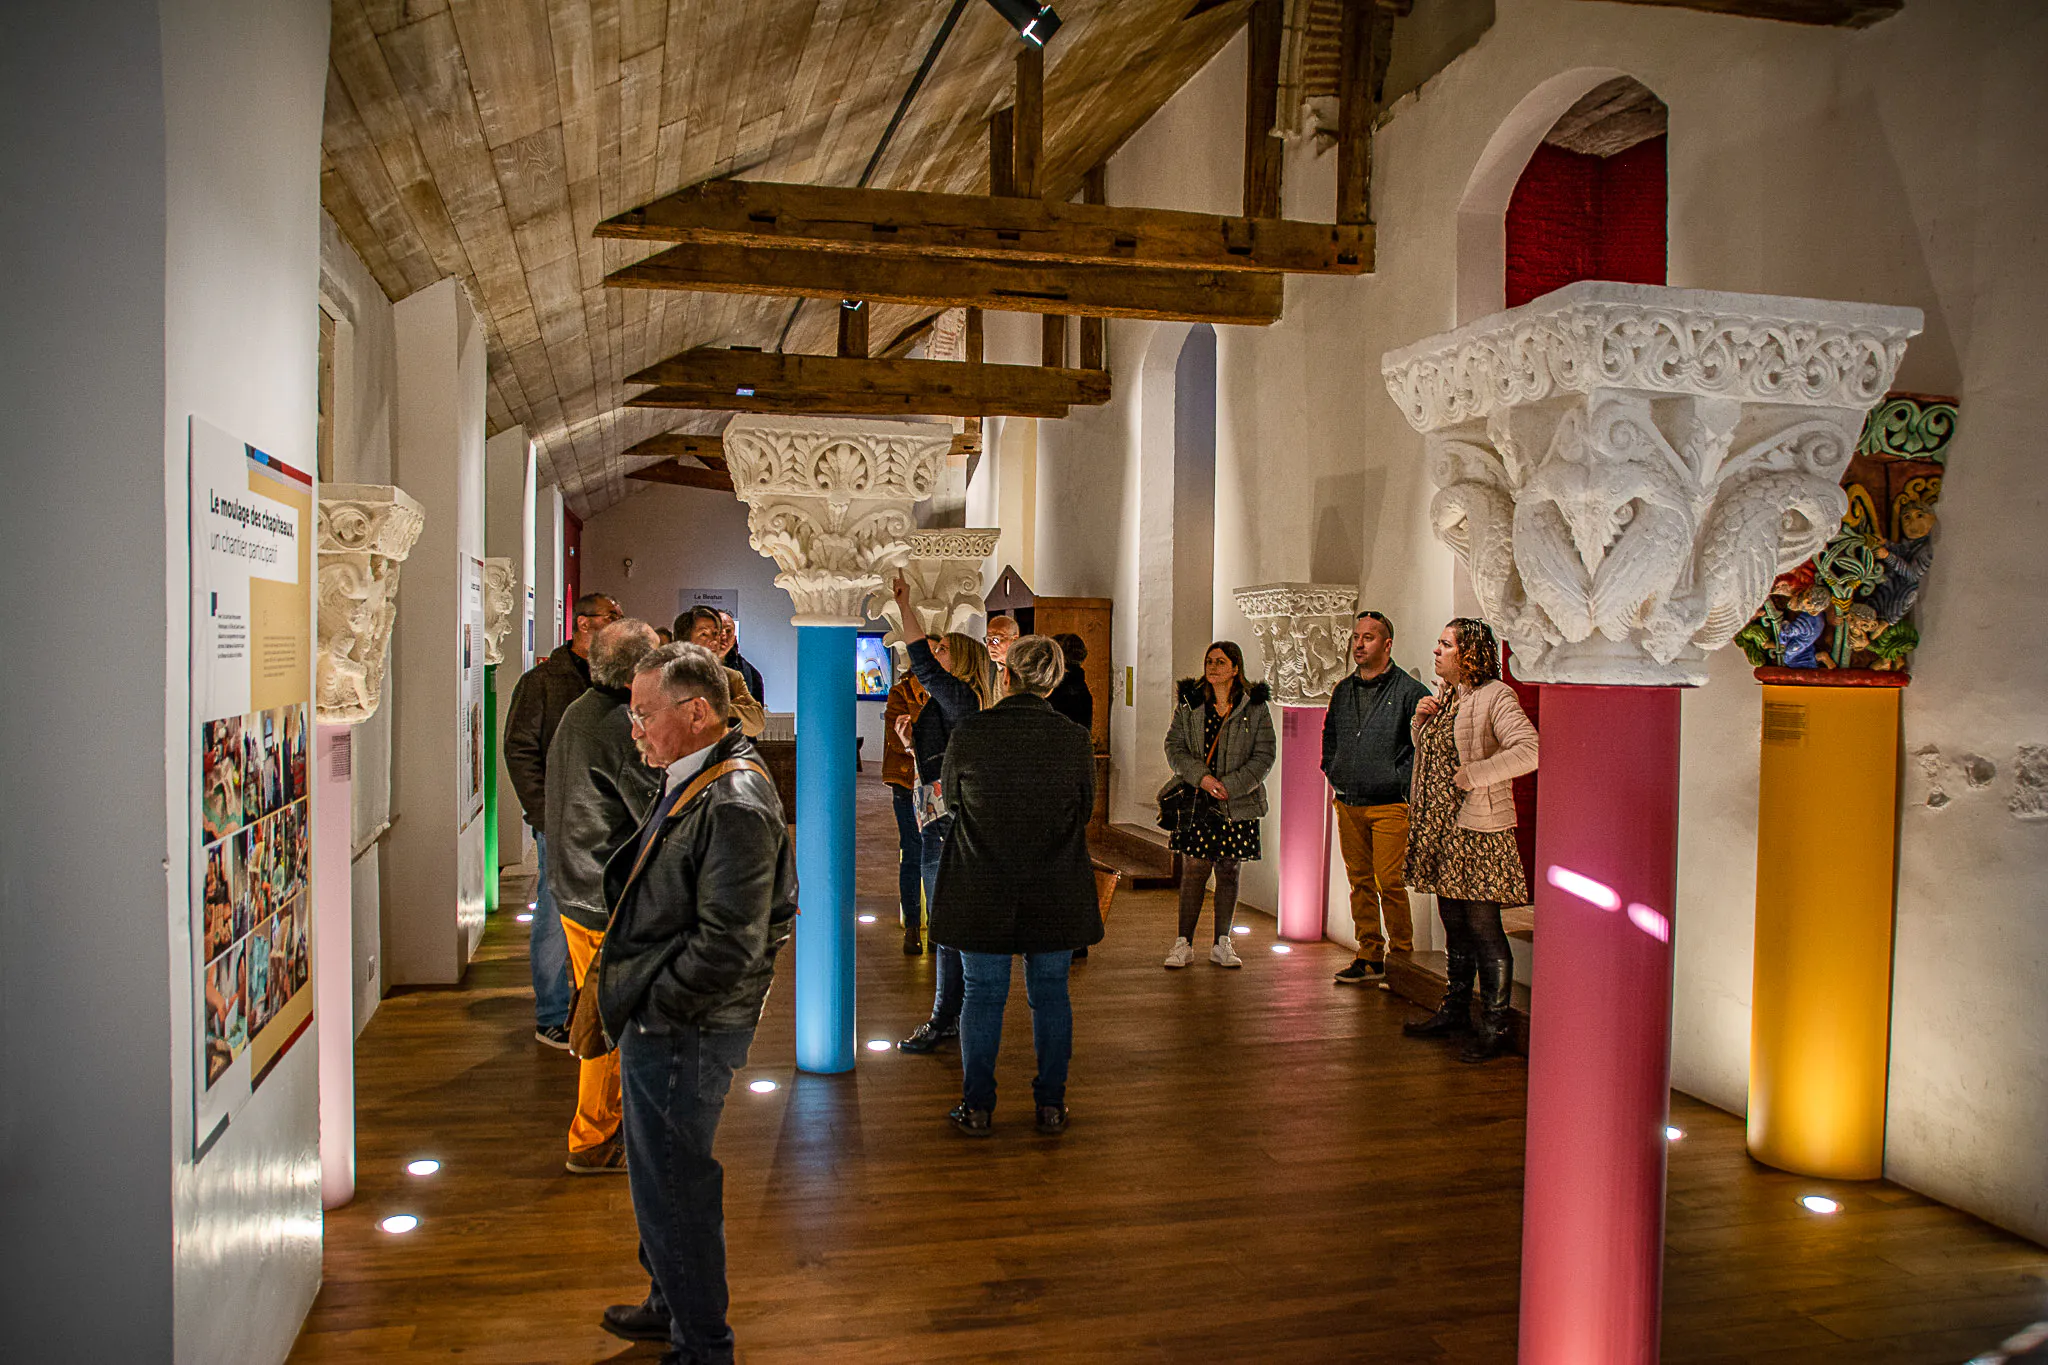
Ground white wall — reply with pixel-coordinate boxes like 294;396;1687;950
318;212;400;1030
385;278;489;984
486;425;536;866
1028;0;2048;1242
580;482;798;712
1;2;330;1360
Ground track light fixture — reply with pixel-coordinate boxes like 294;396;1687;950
983;0;1061;46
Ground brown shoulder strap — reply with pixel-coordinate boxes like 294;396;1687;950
615;757;770;908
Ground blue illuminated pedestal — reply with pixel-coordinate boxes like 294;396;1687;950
794;624;856;1073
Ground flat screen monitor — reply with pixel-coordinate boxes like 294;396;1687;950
855;632;890;701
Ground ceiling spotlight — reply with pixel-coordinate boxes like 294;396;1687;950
866;1040;891;1052
984;0;1062;46
1664;1127;1683;1141
379;1214;420;1234
405;1159;441;1176
857;913;877;924
735;387;755;397
1800;1194;1841;1215
748;1079;779;1094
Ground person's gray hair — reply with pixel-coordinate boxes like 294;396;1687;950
633;641;730;719
590;619;659;688
1004;634;1065;698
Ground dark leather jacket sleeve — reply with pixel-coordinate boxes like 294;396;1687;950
661;800;784;1007
503;667;549;821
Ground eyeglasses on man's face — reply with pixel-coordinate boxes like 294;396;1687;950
628;697;689;730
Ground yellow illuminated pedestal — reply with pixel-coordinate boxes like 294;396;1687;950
1748;682;1902;1179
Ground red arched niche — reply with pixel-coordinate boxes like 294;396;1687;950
1498;82;1668;892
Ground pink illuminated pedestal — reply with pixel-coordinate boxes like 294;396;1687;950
314;722;355;1208
1276;705;1332;942
1519;685;1681;1364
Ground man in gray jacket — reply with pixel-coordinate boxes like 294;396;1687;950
544;618;661;1174
1321;611;1432;983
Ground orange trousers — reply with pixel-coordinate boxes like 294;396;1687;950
561;917;621;1154
1332;799;1412;962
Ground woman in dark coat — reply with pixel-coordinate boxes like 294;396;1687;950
1047;633;1094;732
931;635;1102;1137
1161;641;1276;969
890;578;995;1054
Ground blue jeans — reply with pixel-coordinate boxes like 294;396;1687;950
620;1020;755;1365
889;785;925;933
959;950;1074;1113
530;831;572;1028
922;815;962;1025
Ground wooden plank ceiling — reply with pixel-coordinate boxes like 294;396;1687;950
320;0;1259;517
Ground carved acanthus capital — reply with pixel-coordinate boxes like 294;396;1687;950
1234;582;1359;707
482;557;517;666
1381;284;1922;686
867;528;1002;647
316;484;425;723
724;416;951;626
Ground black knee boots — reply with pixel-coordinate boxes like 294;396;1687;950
1402;944;1475;1038
1458;954;1514;1063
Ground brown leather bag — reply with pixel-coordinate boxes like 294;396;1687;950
567;757;769;1061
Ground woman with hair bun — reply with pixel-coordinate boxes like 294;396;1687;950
1400;618;1539;1063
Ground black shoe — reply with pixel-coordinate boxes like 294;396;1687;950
534;1024;571;1051
1071;945;1088;961
1333;959;1384;985
1035;1105;1069;1135
1402;994;1473;1038
1459;956;1514;1062
948;1103;993;1137
895;1019;958;1054
600;1301;671;1343
902;934;924;955
1459;1017;1513;1063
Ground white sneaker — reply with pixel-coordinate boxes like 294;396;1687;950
1163;937;1196;969
1209;937;1243;969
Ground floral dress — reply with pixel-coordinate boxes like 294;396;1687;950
1168;703;1263;863
1404;695;1529;904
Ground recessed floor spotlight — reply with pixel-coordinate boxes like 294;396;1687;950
748;1079;779;1094
527;901;537;911
984;0;1062;46
1271;944;1293;954
515;912;534;923
857;913;877;924
1664;1127;1684;1141
1799;1194;1841;1215
1231;925;1250;935
405;1159;441;1177
379;1214;420;1234
865;1040;891;1053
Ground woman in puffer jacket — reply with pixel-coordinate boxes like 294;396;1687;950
1160;640;1275;970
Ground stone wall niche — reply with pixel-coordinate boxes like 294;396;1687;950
316;484;426;724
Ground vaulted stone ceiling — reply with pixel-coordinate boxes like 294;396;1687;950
321;0;1257;517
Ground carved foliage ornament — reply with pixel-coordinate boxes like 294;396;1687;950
723;418;949;626
482;557;517;667
1234;582;1359;707
1381;285;1922;686
316;485;425;723
867;528;1002;647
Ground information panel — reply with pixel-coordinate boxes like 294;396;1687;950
460;555;486;828
190;417;314;1156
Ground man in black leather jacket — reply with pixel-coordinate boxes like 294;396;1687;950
543;618;661;1174
594;642;795;1365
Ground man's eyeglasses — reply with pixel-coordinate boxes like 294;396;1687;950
628;698;688;730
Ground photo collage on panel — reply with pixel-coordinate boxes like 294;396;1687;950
200;700;312;1085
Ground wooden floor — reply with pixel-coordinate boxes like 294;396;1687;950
290;773;2048;1364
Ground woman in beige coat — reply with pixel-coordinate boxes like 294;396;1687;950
1400;618;1539;1062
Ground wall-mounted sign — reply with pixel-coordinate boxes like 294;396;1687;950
677;587;739;621
189;417;314;1157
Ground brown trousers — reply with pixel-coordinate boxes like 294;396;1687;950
1333;799;1412;962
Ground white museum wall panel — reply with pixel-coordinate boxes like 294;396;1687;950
1023;0;2048;1240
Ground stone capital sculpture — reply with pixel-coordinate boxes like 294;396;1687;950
481;556;517;667
1380;283;1922;685
1234;582;1359;707
723;416;950;627
867;528;1002;647
317;485;426;723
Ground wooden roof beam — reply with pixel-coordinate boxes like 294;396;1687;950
626;347;1110;408
620;431;726;466
626;460;735;493
627;387;1073;419
595;180;1372;276
605;241;1284;325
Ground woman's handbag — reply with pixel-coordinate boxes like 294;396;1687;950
1155;722;1224;833
567;756;769;1062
